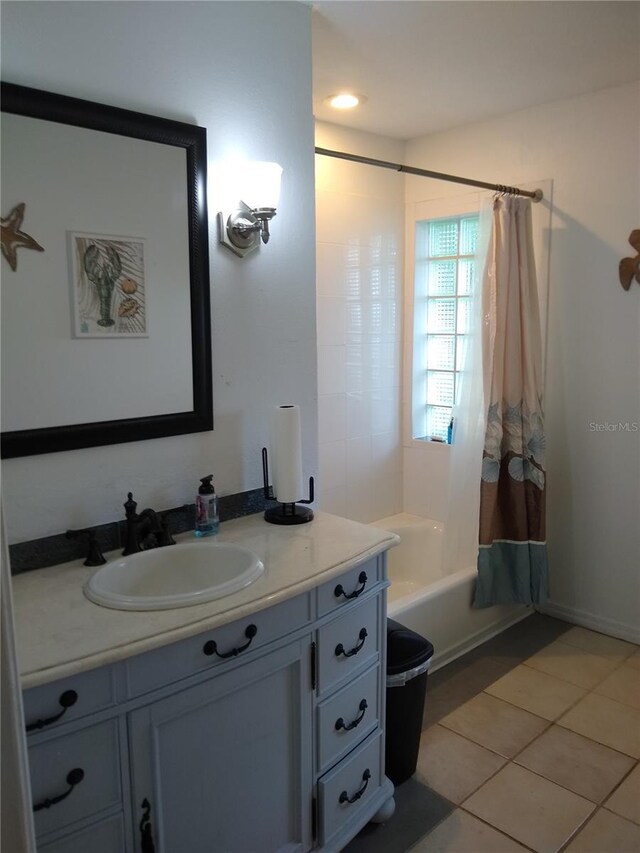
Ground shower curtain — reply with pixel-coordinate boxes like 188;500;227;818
473;195;549;607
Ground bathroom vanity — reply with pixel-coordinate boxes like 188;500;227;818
13;512;398;853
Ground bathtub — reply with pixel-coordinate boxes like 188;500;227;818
372;513;530;671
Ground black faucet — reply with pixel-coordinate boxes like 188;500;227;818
122;492;175;556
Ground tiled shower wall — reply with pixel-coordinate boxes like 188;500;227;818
315;122;405;523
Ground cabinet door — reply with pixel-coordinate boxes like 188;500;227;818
38;813;126;853
129;638;312;853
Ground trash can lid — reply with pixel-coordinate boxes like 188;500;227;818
386;618;434;676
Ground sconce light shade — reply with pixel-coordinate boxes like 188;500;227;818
238;162;282;210
217;162;283;258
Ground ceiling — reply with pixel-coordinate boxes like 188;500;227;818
312;1;640;140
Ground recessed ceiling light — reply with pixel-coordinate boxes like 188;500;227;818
325;93;367;110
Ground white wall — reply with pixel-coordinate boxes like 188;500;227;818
315;121;404;523
404;82;640;640
1;1;317;543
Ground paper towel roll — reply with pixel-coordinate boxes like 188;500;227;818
271;404;304;503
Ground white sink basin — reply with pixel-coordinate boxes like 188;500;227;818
84;542;264;611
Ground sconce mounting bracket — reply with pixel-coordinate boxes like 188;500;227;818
217;201;261;257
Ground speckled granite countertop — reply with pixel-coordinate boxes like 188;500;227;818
12;511;398;689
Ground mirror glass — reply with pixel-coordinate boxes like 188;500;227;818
1;83;212;458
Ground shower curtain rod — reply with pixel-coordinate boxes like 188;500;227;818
315;146;543;202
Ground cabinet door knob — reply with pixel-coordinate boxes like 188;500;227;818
335;699;368;732
334;571;368;600
26;689;78;732
203;624;258;659
33;767;84;812
335;627;368;658
339;768;371;805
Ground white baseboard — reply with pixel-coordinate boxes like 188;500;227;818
538;600;640;645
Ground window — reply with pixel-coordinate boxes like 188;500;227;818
412;214;479;441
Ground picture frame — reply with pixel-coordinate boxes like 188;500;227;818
69;232;148;339
1;82;212;458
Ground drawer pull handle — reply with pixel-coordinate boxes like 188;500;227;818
335;699;368;732
334;571;368;600
33;767;84;812
339;769;371;805
335;628;368;658
203;624;258;659
140;798;156;852
26;689;78;732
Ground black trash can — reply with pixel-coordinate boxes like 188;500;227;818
385;618;434;786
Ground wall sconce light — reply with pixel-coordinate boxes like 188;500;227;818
217;162;283;258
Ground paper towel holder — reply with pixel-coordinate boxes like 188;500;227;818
262;447;314;525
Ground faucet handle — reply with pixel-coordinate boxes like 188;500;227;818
124;492;138;519
66;528;107;567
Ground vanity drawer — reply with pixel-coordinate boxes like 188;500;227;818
316;595;381;695
125;591;311;698
317;557;381;617
38;813;125;853
317;664;380;775
29;719;121;839
23;667;116;736
317;730;383;848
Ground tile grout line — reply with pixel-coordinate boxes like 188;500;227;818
444;806;540;853
408;627;640;852
423;667;639;840
557;804;606;853
446;678;640;808
452;748;599;852
454;804;544;853
480;663;640;756
441;681;640;776
434;716;553;767
520;645;640;699
600;802;640;828
596;757;640;813
404;797;458;853
551;631;638;658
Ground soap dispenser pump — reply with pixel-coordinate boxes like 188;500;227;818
195;474;219;537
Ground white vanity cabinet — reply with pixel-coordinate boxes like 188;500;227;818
128;635;313;853
22;553;393;853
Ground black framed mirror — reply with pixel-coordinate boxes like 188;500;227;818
1;82;212;458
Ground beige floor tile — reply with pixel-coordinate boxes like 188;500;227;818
440;691;548;758
594;664;640;710
485;664;586;721
523;639;618;689
564;808;640;852
558;693;640;758
463;763;595;853
626;648;640;671
560;626;638;663
415;725;506;804
515;725;635;803
605;764;640;824
410;809;528;852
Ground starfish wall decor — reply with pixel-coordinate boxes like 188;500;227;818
1;202;45;271
619;229;640;291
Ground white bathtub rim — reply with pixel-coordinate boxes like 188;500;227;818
372;512;443;534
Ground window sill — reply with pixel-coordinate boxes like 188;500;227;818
406;436;452;451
